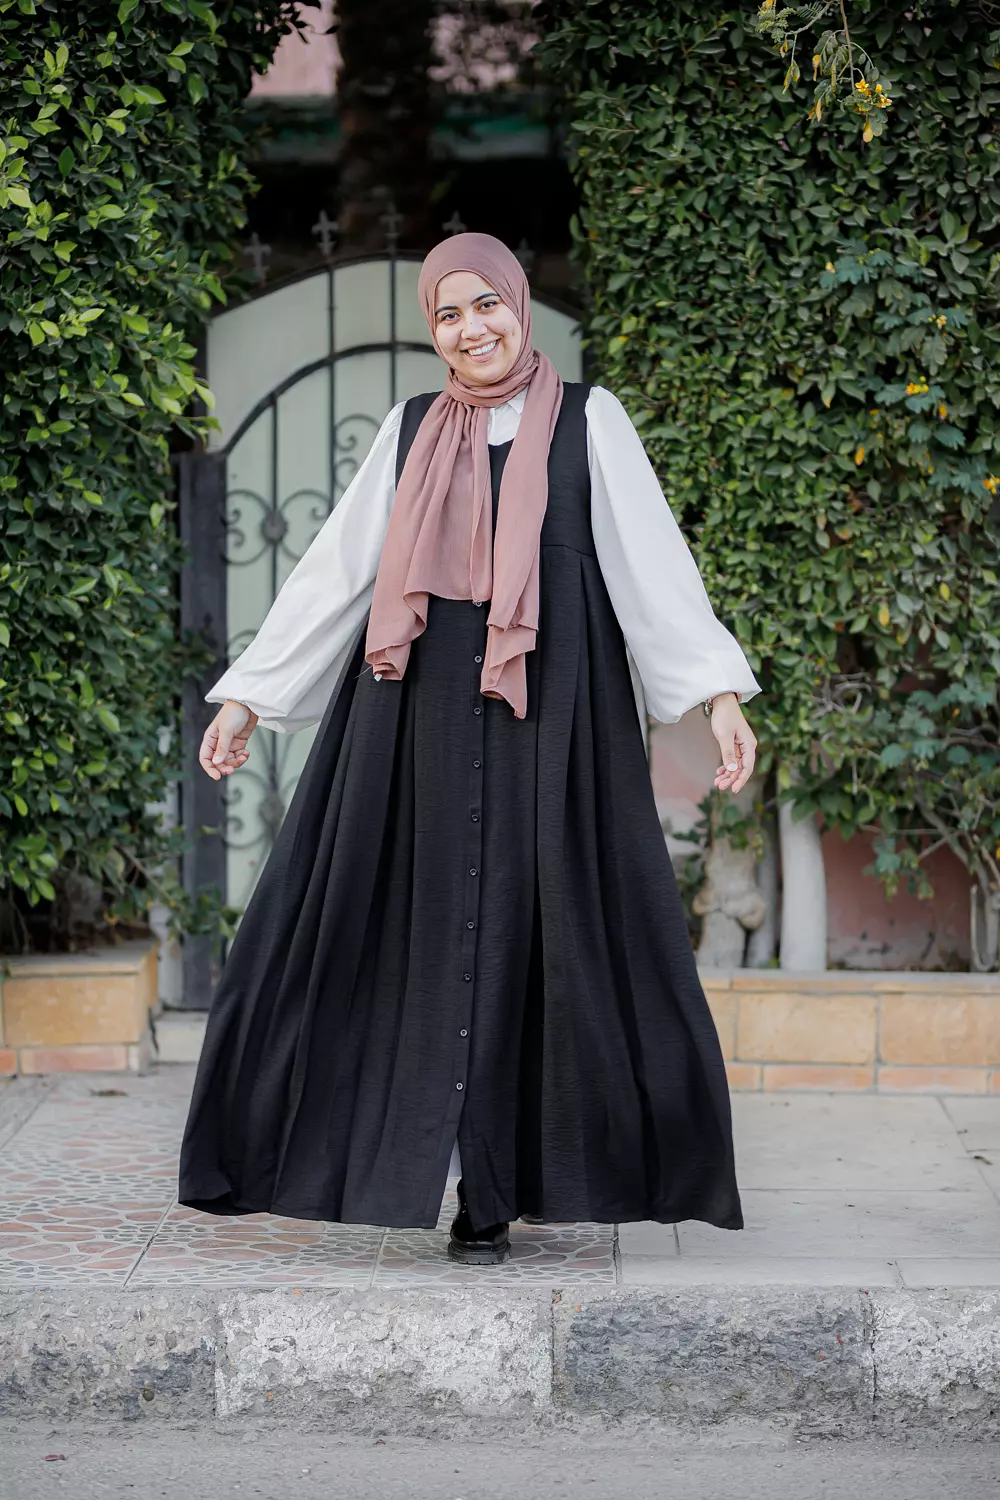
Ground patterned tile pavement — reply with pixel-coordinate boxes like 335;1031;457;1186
0;1070;619;1289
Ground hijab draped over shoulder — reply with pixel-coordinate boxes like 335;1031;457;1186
364;233;564;720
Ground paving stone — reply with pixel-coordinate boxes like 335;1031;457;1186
129;1205;382;1288
619;1255;900;1287
897;1259;1000;1289
731;1093;978;1191
941;1097;1000;1151
678;1188;1000;1260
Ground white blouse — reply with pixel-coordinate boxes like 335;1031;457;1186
207;386;761;733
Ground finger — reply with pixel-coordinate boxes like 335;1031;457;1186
730;743;757;794
199;727;221;780
212;723;234;766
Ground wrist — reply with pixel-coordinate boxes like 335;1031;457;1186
704;691;740;717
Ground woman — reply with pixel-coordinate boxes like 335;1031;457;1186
178;233;760;1267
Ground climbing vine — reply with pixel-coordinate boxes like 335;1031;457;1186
537;1;1000;911
0;0;311;949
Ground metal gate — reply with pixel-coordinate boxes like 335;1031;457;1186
178;252;582;1005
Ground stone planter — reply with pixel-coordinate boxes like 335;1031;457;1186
0;939;158;1076
702;968;1000;1092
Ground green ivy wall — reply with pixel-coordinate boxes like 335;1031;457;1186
538;1;1000;912
0;0;307;949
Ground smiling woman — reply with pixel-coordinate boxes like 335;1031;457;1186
179;233;761;1268
433;273;524;381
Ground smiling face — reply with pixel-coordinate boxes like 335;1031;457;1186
432;270;523;386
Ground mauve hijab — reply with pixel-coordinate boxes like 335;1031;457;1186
364;233;564;720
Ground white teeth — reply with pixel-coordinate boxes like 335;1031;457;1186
467;340;498;358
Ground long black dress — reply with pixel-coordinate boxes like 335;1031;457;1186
178;383;743;1233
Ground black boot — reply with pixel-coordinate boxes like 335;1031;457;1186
448;1178;511;1265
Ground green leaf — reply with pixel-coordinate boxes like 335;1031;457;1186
0;622;10;648
131;84;166;106
57;146;75;176
96;706;121;733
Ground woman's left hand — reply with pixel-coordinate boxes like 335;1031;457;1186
710;693;757;795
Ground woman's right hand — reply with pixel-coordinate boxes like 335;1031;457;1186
199;700;258;781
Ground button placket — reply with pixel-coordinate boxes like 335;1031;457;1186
456;600;486;1096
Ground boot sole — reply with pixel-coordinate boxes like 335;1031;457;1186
447;1240;512;1266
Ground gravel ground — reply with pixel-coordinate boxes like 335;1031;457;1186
2;1429;999;1500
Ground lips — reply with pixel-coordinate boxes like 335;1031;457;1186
465;339;499;359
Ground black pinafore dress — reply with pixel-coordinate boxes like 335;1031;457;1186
179;382;743;1233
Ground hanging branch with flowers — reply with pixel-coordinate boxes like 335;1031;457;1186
752;0;893;140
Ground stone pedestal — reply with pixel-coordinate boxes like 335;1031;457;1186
0;939;158;1075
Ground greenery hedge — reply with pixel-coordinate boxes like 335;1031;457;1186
0;0;307;949
538;1;1000;912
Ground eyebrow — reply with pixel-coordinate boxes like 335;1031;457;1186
434;290;498;317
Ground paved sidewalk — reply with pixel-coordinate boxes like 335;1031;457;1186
3;1067;1000;1437
1;1067;1000;1289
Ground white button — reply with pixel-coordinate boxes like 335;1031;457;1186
374;673;382;682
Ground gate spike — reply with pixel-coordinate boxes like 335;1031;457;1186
311;209;338;259
242;233;271;287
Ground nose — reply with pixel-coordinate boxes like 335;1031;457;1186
465;308;488;340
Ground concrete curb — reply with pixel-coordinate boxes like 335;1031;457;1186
2;1286;999;1436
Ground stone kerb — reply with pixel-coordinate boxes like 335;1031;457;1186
699;969;1000;1094
3;1286;1000;1437
0;938;158;1077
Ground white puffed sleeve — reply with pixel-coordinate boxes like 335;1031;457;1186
586;385;761;725
206;402;404;733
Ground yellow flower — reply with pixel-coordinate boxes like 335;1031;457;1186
878;603;890;627
825;260;836;272
855;445;865;465
857;79;871;95
985;475;999;494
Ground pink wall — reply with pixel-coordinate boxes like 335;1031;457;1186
649;719;971;971
251;0;337;98
823;829;970;970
